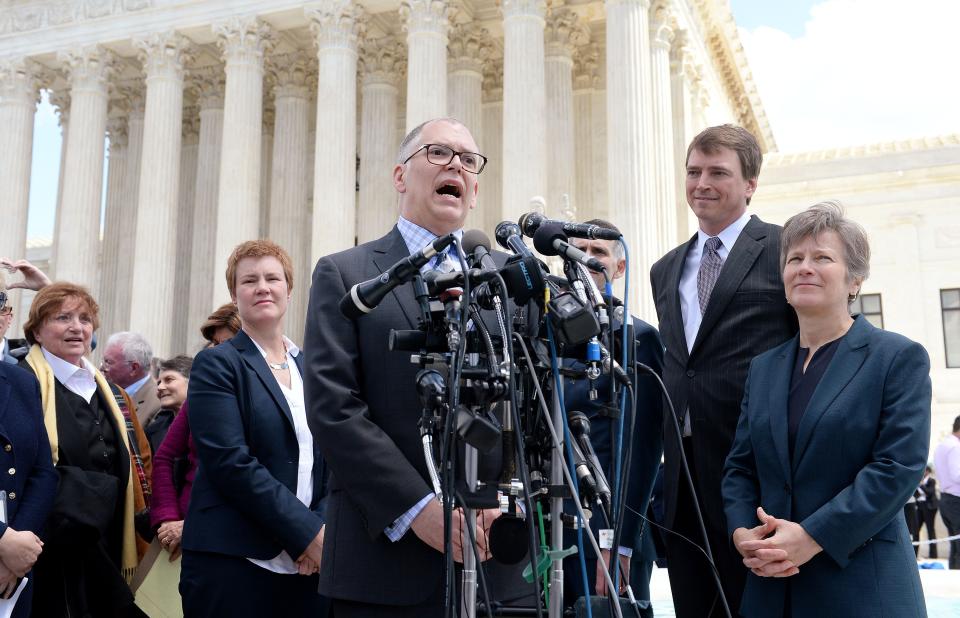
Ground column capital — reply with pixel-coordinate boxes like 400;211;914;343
107;115;128;148
0;57;42;105
58;45;116;95
360;36;405;89
305;0;366;52
482;58;503;103
400;0;450;39
190;65;226;110
500;0;546;21
267;51;312;99
573;43;599;90
213;16;275;67
49;88;71;126
448;22;492;74
605;0;651;8
544;7;589;60
135;31;193;80
182;105;200;144
649;3;675;50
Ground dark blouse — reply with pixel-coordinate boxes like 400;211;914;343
788;336;843;457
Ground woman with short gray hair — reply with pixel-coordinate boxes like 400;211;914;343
722;201;930;616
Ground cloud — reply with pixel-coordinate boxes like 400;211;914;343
738;0;960;152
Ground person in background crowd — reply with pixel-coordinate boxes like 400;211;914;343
0;258;51;363
20;282;152;617
650;124;798;617
723;201;930;617
933;415;960;569
151;304;240;564
0;279;57;617
919;464;939;559
904;485;922;557
0;289;23;365
101;332;161;427
144;355;192;454
180;241;328;616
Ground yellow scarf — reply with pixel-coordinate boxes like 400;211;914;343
26;344;140;582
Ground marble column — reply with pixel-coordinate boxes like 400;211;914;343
212;16;274;306
305;1;365;261
591;70;608;222
572;45;598;222
172;108;199;354
544;7;587;220
650;4;677;249
49;89;70;274
670;33;699;239
54;46;114;287
260;98;274;238
358;37;404;244
401;0;448;131
129;32;190;357
114;86;145;332
268;52;311;343
187;68;225;350
480;61;503;235
0;58;39;275
605;0;655;319
98;114;128;341
501;0;547;224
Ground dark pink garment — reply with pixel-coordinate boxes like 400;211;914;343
150;401;197;526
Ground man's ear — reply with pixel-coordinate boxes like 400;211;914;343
744;177;758;200
615;258;626;281
393;164;406;193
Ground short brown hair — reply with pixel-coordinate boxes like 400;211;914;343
23;282;100;345
687;124;763;192
225;240;294;298
200;303;241;343
158;354;193;379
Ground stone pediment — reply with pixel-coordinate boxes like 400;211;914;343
0;0;154;35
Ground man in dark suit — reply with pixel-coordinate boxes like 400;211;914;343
649;125;797;617
304;118;502;616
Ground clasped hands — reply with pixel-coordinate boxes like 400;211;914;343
296;526;324;576
411;499;501;562
0;528;43;598
732;507;822;578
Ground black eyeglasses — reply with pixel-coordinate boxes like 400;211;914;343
403;144;487;174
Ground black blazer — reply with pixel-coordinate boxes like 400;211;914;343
182;329;326;561
304;227;508;605
650;215;797;529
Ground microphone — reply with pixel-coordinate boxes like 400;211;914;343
569;431;604;507
339;234;455;319
567;411;612;507
532;224;607;274
462;229;499;272
489;514;529;565
519;211;621;241
494;221;534;258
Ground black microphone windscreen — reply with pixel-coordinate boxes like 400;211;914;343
462;229;492;255
532;223;567;256
488;515;530;565
495;221;522;249
518;211;545;237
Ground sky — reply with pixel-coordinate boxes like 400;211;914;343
23;0;960;241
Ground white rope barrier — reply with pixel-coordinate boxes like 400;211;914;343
912;533;960;546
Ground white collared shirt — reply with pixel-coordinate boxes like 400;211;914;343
125;374;151;399
247;336;316;575
42;347;98;403
678;210;752;353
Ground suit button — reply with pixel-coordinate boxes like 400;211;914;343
2;445;10;452
6;468;13;476
7;492;15;500
686;370;695;378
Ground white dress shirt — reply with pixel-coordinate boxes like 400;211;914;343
247;336;316;574
42;347;98;402
934;434;960;498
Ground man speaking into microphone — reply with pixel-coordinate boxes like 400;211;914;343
304;118;513;617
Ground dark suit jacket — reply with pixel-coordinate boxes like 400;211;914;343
921;476;938;511
650;215;797;531
723;316;930;617
183;329;327;561
304;227;508;605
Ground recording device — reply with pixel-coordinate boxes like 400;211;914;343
547;292;601;349
519;211;622;241
462;229;498;271
494;220;534;257
339;234;455;319
567;411;612;508
532;224;607;274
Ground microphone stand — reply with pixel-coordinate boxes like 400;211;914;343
548;371;565;618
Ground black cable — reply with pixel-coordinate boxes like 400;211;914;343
634;362;732;618
460;507;495;618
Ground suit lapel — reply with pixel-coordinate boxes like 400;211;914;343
792;317;871;470
691;216;765;355
664;236;695;363
371;227;418;329
767;338;798;482
231;331;295;431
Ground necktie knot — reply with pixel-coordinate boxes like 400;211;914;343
705;236;723;253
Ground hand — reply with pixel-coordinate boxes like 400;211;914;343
157;520;184;561
738;507;821;577
478;507;502;539
296;526;324;570
0;258;51;292
0;561;16;599
0;528;42;577
595;549;630;596
410;500;490;563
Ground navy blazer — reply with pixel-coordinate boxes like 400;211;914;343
0;363;57;538
183;329;327;561
723;316;929;617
